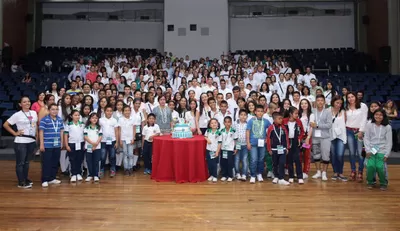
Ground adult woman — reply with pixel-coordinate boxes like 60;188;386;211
97;97;109;118
153;95;173;134
259;82;272;103
285;85;295;101
280;99;292;118
270;93;281;107
345;92;368;181
131;98;146;170
31;92;46;114
46;82;60;103
299;99;314;179
301;86;315;105
176;97;188;118
21;72;32;84
330;96;347;181
384;99;398;151
197;93;210;135
117;76;127;93
324;81;336;106
3;96;38;188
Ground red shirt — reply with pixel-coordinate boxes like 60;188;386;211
86;72;98;83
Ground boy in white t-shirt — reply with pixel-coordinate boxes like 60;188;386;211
118;105;136;175
99;106;119;178
141;113;160;175
219;116;238;182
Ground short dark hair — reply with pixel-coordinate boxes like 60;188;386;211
232;86;240;92
255;105;264;111
224;116;232;123
272;112;283;119
315;95;326;101
220;100;228;106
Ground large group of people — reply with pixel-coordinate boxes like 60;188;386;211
3;52;397;191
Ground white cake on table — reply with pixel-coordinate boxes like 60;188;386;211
172;118;193;139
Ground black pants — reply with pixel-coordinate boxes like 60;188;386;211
220;150;234;178
392;129;398;151
288;139;303;179
41;148;61;183
67;143;85;176
272;150;286;180
14;142;36;183
143;141;153;170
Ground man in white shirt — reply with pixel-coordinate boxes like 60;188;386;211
154;78;166;92
272;67;280;80
253;66;267;88
280;61;293;74
227;86;240;115
245;73;258;91
202;77;216;93
274;74;287;99
187;78;203;100
183;55;191;67
294;68;304;84
303;67;317;88
219;79;232;99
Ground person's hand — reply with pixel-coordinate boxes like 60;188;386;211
366;152;372;159
130;139;135;145
357;132;364;140
66;145;71;152
384;157;388;162
15;130;24;136
247;143;252;151
40;144;45;152
268;151;273;156
310;122;317;128
114;142;118;149
305;137;310;145
234;150;237;155
120;140;123;147
215;151;219;157
197;129;202;135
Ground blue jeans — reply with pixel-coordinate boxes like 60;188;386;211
14;142;36;183
143;141;153;170
67;142;84;176
86;149;101;177
41;148;61;183
346;129;364;172
250;146;265;177
206;150;218;178
331;138;345;174
101;141;116;172
234;145;248;176
122;141;134;170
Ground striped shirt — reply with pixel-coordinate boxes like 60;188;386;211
39;115;64;148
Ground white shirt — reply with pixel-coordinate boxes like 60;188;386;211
220;127;238;151
253;72;267;87
121;71;135;86
274;81;287;99
145;102;159;114
331;110;347;143
300;113;315;133
219;88;232;99
205;129;221;152
263;113;273;124
244;78;258;90
288;121;296;138
84;126;103;150
187;86;203;100
7;110;38;143
118;116;135;142
346;103;368;132
185;111;197;129
215;111;232;130
99;117;118;142
142;124;161;142
64;121;85;143
202;85;216;93
303;73;317;88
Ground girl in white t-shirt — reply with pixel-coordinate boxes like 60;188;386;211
84;113;103;182
299;99;315;179
185;99;200;134
3;96;38;188
118;105;136;175
64;110;85;183
204;118;221;182
142;113;161;175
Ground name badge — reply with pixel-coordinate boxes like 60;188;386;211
277;145;284;155
53;138;59;147
204;119;208;124
315;129;322;138
209;151;216;159
235;143;241;150
106;137;112;145
87;144;93;153
222;151;228;159
258;139;265;147
136;126;141;133
371;145;379;155
76;142;81;151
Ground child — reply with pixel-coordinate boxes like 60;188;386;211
219;116;238;182
364;108;392;191
84;113;103;182
263;102;279;178
99;106;119;178
142;113;161;174
64;110;85;183
204;118;221;182
267;112;290;185
215;100;232;130
283;107;305;184
234;109;248;181
118;105;136;175
246;104;271;184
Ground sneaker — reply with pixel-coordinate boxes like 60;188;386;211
241;175;247;181
42;182;48;187
221;177;227;182
26;179;33;185
208;176;214;181
124;170;130;176
70;175;77;183
212;177;218;182
110;171;116;178
99;170;104;178
331;175;338;181
380;185;387;191
367;184;374;190
77;174;83;181
49;179;61;185
85;177;93;182
128;169;133;176
298;179;304;184
288;178;294;183
267;171;274;178
278;179;290;186
257;174;264;182
312;171;321;179
272;178;278;184
322;172;328;181
250;177;256;184
94;176;100;182
148;170;152;175
236;173;241;180
303;173;309;179
338;176;348;182
227;177;233;182
18;182;32;189
285;169;289;176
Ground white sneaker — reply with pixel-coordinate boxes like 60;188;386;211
257;174;264;182
94;176;100;182
250;177;256;184
236;173;241;180
267;171;274;178
85;177;93;182
303;173;309;179
227;177;233;182
77;174;83;181
298;179;304;184
208;176;214;181
221;177;227;182
285;169;289;176
322;171;328;181
41;182;48;187
289;178;294;183
312;171;322;179
212;177;218;182
70;175;77;183
241;175;247;181
278;179;290;186
272;178;279;184
49;179;61;185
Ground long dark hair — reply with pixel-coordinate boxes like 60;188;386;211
97;97;109;117
176;97;188;117
371;108;389;126
299;99;312;122
60;94;72;122
345;92;361;110
368;101;381;120
199;93;208;117
331;95;344;111
68;110;80;123
285;85;294;100
85;112;101;129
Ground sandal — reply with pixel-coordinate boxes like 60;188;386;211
357;172;363;182
350;171;356;181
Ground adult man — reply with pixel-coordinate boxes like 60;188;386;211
202;77;216;93
227;86;240;114
274;74;287;100
219;79;232;99
68;64;86;82
253;66;267;88
303;67;317;88
310;78;324;97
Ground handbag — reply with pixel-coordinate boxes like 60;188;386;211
135;112;143;141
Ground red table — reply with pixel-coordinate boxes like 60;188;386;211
151;135;208;183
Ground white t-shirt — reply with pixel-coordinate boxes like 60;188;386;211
300;113;315;134
99;117;119;142
205;129;221;152
185;111;197;129
7;110;38;143
142;124;161;142
118;116;135;142
219;127;238;151
64;121;85;143
84;126;103;150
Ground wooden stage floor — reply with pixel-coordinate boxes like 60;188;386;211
0;161;399;231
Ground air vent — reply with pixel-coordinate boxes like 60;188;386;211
140;16;150;20
109;15;118;20
43;14;54;19
325;9;336;15
252;12;262;16
76;15;87;20
288;10;298;15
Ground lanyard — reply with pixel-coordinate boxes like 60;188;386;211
51;118;59;133
373;124;382;144
273;125;282;144
22;111;32;121
148;103;153;113
315;109;324;126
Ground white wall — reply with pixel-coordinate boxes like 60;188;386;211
164;0;229;59
42;2;163;14
42;20;163;50
230;16;355;50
